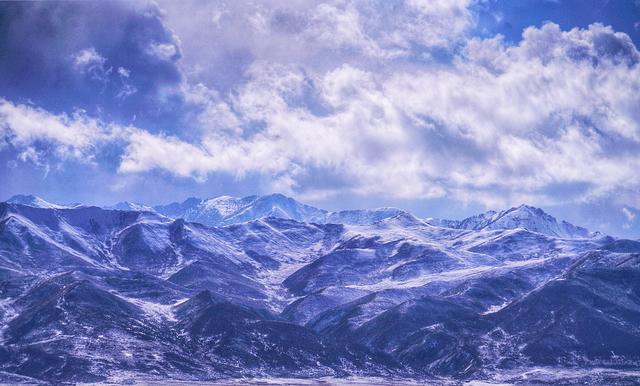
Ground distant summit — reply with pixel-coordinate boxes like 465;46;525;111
428;204;594;238
5;194;73;209
4;194;595;238
109;201;155;212
154;193;407;226
154;194;325;226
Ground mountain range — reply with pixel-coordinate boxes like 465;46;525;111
0;193;638;384
6;193;599;238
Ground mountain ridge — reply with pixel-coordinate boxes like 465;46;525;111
427;204;596;238
5;193;598;239
0;197;637;383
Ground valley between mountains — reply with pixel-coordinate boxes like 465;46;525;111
1;194;639;384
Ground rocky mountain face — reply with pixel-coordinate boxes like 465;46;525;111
0;196;637;383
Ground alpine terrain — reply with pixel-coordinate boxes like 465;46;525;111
0;194;639;384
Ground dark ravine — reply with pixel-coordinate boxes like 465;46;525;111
0;195;638;384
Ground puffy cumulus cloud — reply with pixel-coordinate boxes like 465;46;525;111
2;18;640;210
305;2;387;58
0;99;115;160
119;130;214;179
409;27;639;145
115;62;447;199
285;0;473;59
182;84;241;136
361;0;473;52
117;22;640;207
0;97;212;180
294;0;474;54
517;22;639;66
386;23;640;204
0;1;183;125
116;61;440;198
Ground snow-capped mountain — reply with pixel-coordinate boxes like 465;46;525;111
153;194;595;238
428;204;594;238
154;193;407;226
326;207;406;225
5;194;77;209
0;195;637;384
153;193;326;225
109;201;156;212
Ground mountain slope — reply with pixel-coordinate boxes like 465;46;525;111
154;193;407;226
10;194;595;237
109;201;156;212
1;196;637;384
428;204;593;238
154;194;326;226
5;195;73;209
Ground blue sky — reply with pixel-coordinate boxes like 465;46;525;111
1;0;639;238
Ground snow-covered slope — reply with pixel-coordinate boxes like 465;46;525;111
154;194;325;225
154;193;407;226
7;194;593;238
428;204;593;238
326;207;406;225
109;201;156;212
5;194;76;209
1;195;635;384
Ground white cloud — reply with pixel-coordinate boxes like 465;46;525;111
0;99;117;159
380;23;640;205
140;22;637;205
301;0;473;57
158;0;474;86
183;83;240;135
305;2;390;59
382;0;473;50
119;130;213;179
3;20;640;210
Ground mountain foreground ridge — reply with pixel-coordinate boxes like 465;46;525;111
0;193;635;384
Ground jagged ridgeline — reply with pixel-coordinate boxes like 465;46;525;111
0;194;639;383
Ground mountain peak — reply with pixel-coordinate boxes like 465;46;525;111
152;193;411;226
261;192;289;200
482;204;594;238
110;201;155;212
378;211;426;227
512;204;548;215
429;204;593;239
6;194;65;209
